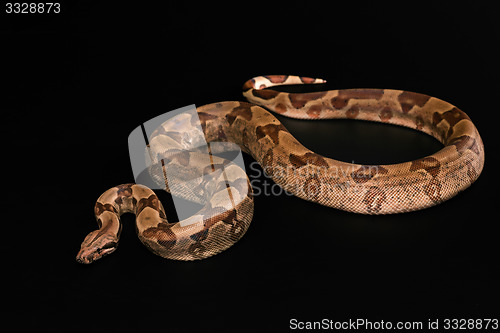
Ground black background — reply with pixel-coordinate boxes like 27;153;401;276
3;1;499;331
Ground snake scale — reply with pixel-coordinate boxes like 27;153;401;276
76;75;484;264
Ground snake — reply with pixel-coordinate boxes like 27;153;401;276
76;75;484;264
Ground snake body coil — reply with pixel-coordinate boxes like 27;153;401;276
76;75;484;264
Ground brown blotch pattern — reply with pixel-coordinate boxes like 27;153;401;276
306;105;322;118
201;206;237;229
226;104;253;126
289;92;327;109
215;125;227;141
397;91;431;113
303;174;321;200
193;112;218;125
188;243;207;258
330;96;349;109
116;183;133;197
354;89;385;100
351;165;389;184
142;222;176;249
289;152;329;169
95;202;117;216
255;123;287;145
189;229;209;243
331;89;384;111
409;156;442;202
274;103;287;114
345;105;360;119
432;107;470;139
158;149;190;167
264;75;289;83
379;107;393;122
242;79;255;91
409;156;441;178
448;135;480;155
195;112;219;132
252;89;280;100
137;194;164;218
300;76;317;84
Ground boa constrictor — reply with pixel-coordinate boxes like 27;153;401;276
76;75;484;264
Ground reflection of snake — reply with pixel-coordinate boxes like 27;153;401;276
77;75;484;264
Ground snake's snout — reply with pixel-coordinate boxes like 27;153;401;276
76;230;119;264
75;250;92;264
76;242;118;264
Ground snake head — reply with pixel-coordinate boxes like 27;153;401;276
76;230;119;264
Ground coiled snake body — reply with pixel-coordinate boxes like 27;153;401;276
76;75;484;264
